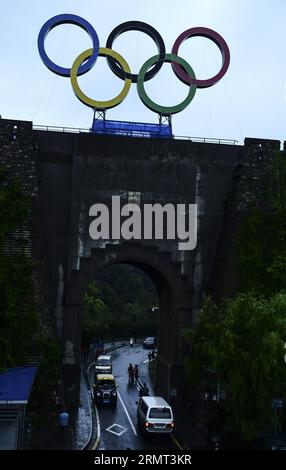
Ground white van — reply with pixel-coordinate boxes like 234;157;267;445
95;355;112;374
137;396;174;434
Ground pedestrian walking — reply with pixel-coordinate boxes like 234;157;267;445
128;363;134;384
134;365;139;383
139;383;149;397
95;347;100;361
59;410;69;437
148;351;152;363
81;345;88;363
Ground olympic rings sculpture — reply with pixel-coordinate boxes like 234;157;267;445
38;14;230;115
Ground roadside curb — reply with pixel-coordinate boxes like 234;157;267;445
82;342;126;450
79;364;94;450
82;342;168;450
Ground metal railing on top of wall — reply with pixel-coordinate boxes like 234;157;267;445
33;124;239;146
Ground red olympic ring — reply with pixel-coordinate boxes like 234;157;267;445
171;27;230;89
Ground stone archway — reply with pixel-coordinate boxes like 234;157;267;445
62;242;192;406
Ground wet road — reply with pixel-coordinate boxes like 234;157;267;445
93;344;177;451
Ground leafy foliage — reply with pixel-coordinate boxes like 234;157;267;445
0;169;60;376
0;170;39;370
184;292;286;442
183;151;286;443
82;264;158;345
236;151;286;294
0;167;30;245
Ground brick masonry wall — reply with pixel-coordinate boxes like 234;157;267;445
207;137;281;298
0;118;53;338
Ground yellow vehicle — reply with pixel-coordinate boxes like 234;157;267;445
93;373;118;406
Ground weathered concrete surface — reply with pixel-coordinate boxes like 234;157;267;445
1;118;281;405
34;129;242;404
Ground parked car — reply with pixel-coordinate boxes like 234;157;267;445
93;373;118;406
137;396;174;434
95;355;112;374
143;337;156;349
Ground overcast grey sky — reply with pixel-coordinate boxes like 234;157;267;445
1;0;286;143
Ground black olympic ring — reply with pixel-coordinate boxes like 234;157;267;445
105;21;166;83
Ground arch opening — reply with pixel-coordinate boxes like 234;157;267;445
63;244;190;405
81;262;160;350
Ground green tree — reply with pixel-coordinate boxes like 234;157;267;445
82;265;158;343
83;288;110;344
183;292;286;442
181;150;286;443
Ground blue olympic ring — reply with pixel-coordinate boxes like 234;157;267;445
37;14;100;77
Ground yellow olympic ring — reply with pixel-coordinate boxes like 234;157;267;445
70;47;132;109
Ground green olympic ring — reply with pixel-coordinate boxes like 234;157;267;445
137;53;197;114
